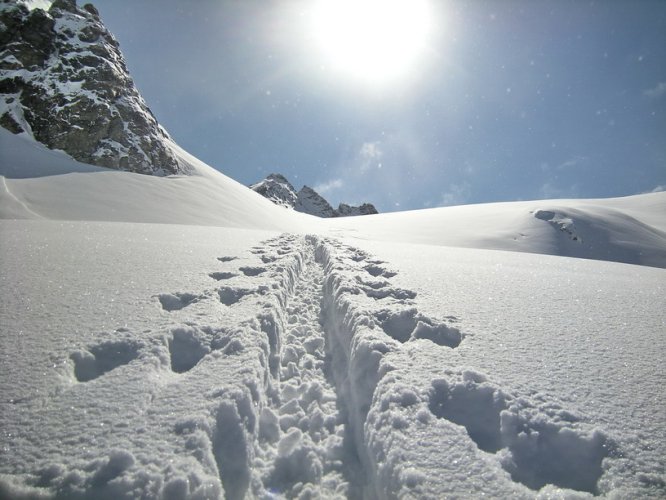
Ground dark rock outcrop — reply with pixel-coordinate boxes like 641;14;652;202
337;202;378;217
294;185;337;218
0;0;188;175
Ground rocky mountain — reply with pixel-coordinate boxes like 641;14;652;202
294;185;338;218
248;173;298;209
250;173;378;218
0;0;188;175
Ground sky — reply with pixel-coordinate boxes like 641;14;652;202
90;0;666;213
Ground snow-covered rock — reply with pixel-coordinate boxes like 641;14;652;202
0;0;187;175
251;172;379;218
249;173;298;209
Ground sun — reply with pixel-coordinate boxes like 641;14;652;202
311;0;433;86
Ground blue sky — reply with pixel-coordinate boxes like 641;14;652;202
92;0;665;212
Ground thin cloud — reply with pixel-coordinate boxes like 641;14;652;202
644;82;666;99
358;141;383;172
556;156;587;170
314;178;344;194
439;182;471;207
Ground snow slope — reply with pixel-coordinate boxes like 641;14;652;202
2;127;664;268
325;194;666;269
1;222;664;499
1;130;665;498
0;128;316;231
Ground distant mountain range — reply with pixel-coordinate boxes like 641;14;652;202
250;173;378;218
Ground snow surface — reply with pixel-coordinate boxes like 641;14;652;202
0;129;316;231
1;129;665;498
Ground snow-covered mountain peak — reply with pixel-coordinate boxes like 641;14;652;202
249;173;298;209
250;172;379;218
0;0;189;175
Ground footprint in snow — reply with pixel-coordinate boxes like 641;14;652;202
374;308;462;348
157;292;202;311
217;256;238;262
363;287;417;301
428;375;612;495
167;325;239;373
239;266;267;277
364;263;397;278
70;339;141;382
218;286;258;306
209;272;237;281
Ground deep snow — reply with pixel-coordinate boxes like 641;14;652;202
1;128;665;498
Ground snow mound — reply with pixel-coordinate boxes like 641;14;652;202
325;193;666;268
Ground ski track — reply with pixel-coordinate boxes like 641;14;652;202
57;233;616;499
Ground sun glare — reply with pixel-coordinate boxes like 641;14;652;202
311;0;433;86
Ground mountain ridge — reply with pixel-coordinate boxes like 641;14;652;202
250;172;378;218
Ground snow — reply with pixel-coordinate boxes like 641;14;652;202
15;0;53;11
325;194;666;269
0;128;315;231
1;130;665;498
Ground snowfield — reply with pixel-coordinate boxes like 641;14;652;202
1;129;665;499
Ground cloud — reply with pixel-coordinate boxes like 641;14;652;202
650;185;665;193
439;182;471;207
360;141;382;159
313;131;431;211
555;155;587;170
644;82;666;99
314;178;344;194
358;141;383;172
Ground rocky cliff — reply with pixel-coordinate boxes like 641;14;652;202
0;0;188;175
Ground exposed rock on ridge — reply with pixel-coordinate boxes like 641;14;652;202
0;0;188;175
294;185;337;218
249;173;297;209
250;173;378;218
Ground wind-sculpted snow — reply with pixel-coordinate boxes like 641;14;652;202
0;222;664;499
